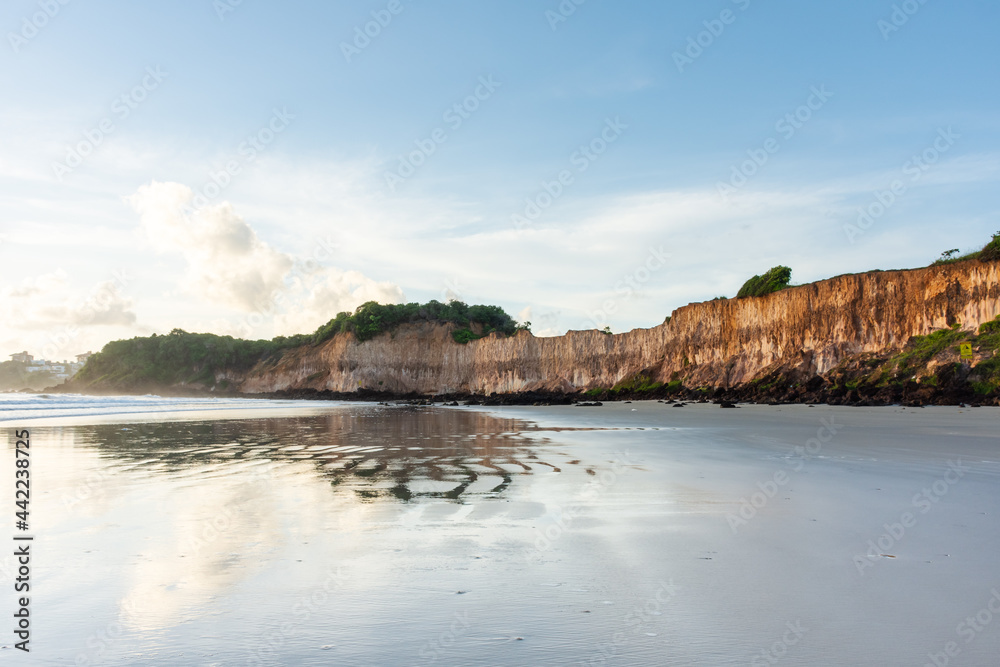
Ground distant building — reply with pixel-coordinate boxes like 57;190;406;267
8;352;83;379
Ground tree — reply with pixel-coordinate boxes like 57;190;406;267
736;266;792;299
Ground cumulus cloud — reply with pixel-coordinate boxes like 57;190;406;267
69;280;138;327
0;272;136;330
128;181;405;338
272;269;405;337
129;181;295;312
0;271;140;359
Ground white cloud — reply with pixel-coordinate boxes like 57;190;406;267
69;280;138;327
0;271;140;359
129;181;295;312
0;271;136;331
127;180;405;339
272;269;405;337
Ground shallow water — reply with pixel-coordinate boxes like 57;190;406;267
2;397;1000;665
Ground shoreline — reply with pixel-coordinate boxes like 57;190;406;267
28;381;999;408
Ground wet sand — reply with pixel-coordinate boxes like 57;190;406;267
3;398;999;665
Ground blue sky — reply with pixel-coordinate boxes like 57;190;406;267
2;0;998;358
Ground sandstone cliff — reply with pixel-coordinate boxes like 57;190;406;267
228;261;1000;396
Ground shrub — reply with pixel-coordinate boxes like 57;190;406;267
932;232;1000;265
736;266;792;298
979;317;1000;336
980;231;1000;262
451;328;482;344
312;300;519;344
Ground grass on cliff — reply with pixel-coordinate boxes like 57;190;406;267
970;315;1000;394
583;374;683;398
74;300;521;389
829;317;1000;396
612;373;663;393
931;231;1000;266
892;324;969;373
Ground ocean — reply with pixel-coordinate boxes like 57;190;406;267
2;394;999;665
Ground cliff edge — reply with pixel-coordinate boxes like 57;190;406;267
223;260;1000;400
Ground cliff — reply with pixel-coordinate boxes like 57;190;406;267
228;261;1000;397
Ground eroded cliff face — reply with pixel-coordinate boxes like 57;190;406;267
230;261;1000;395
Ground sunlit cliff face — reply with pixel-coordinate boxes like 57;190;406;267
231;261;1000;394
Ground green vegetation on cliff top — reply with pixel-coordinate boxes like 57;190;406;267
736;266;793;299
931;231;1000;266
74;300;520;390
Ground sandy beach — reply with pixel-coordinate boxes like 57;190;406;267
3;397;999;665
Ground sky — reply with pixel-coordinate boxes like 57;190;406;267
1;0;998;360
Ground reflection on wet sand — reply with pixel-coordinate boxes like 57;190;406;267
77;406;576;504
53;406;599;646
